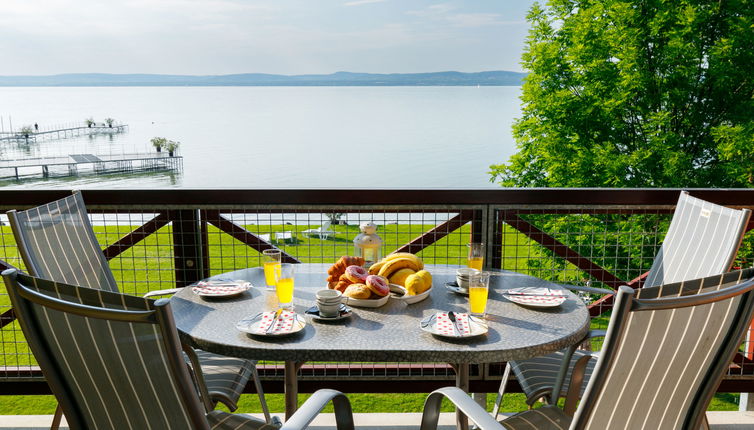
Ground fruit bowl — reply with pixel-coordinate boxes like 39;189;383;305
389;283;432;305
342;294;389;308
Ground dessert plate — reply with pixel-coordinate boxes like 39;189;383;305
420;312;487;338
236;310;306;336
305;304;353;321
502;287;567;308
192;280;250;297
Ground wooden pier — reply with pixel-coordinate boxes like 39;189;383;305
0;125;128;143
0;152;182;179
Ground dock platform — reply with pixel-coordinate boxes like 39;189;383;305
0;152;182;179
0;125;128;143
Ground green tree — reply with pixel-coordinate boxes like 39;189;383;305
491;0;754;188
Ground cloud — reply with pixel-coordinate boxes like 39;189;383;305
343;0;386;6
406;4;520;28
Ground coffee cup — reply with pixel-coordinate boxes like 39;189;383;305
316;289;342;317
456;268;481;291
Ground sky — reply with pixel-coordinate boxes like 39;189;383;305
0;0;536;76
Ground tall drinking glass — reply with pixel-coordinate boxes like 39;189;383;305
275;263;295;309
262;249;282;290
468;272;490;317
467;243;485;270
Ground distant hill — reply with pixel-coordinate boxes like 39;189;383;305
0;71;526;87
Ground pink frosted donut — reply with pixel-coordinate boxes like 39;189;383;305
366;275;390;297
344;265;368;283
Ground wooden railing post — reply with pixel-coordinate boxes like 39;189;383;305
168;209;209;288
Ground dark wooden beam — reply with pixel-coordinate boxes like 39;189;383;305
499;211;626;289
102;213;170;260
394;210;476;255
203;210;301;263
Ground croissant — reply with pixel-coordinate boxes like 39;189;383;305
334;280;351;292
326;256;365;289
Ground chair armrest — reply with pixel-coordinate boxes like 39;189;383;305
583;329;606;340
281;389;355;430
420;387;503;430
143;288;182;298
181;344;214;413
563;284;616;295
563;354;597;416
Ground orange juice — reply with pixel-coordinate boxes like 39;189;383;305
263;261;281;286
469;286;488;315
468;257;484;271
276;277;295;305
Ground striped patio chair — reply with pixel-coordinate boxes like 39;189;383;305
422;268;754;430
492;191;751;419
2;269;355;430
6;191;273;427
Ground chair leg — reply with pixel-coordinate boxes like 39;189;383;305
491;362;511;420
249;364;273;424
50;404;63;430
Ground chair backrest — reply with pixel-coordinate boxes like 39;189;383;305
1;269;209;430
572;268;754;430
644;191;750;287
7;191;119;292
321;220;332;232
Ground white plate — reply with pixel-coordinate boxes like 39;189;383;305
389;283;432;304
305;304;353;321
502;287;567;308
342;294;389;308
236;311;307;336
444;281;469;296
192;280;251;297
420;312;488;338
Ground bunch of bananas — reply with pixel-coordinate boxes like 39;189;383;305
368;253;432;296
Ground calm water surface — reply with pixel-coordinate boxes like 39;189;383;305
0;86;521;189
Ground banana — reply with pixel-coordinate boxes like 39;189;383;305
382;253;423;269
383;252;419;262
377;257;423;278
368;261;385;275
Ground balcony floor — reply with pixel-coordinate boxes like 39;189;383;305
2;411;754;429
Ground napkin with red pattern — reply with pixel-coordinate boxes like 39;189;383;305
255;310;296;335
435;312;471;336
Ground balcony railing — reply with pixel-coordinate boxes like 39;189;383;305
1;188;753;396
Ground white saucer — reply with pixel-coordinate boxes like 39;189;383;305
444;281;469;296
305;304;353;321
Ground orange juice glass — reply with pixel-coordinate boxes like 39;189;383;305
468;272;490;317
262;249;282;289
467;243;485;270
275;263;295;308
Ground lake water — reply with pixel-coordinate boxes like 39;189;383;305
0;86;521;189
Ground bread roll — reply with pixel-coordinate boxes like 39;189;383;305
343;283;371;299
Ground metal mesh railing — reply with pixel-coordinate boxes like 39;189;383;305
1;189;753;390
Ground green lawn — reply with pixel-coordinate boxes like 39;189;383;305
0;222;743;413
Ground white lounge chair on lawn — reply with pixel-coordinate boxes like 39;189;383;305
303;221;335;240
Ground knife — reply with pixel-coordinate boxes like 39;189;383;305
504;292;566;297
447;312;462;337
266;309;283;334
